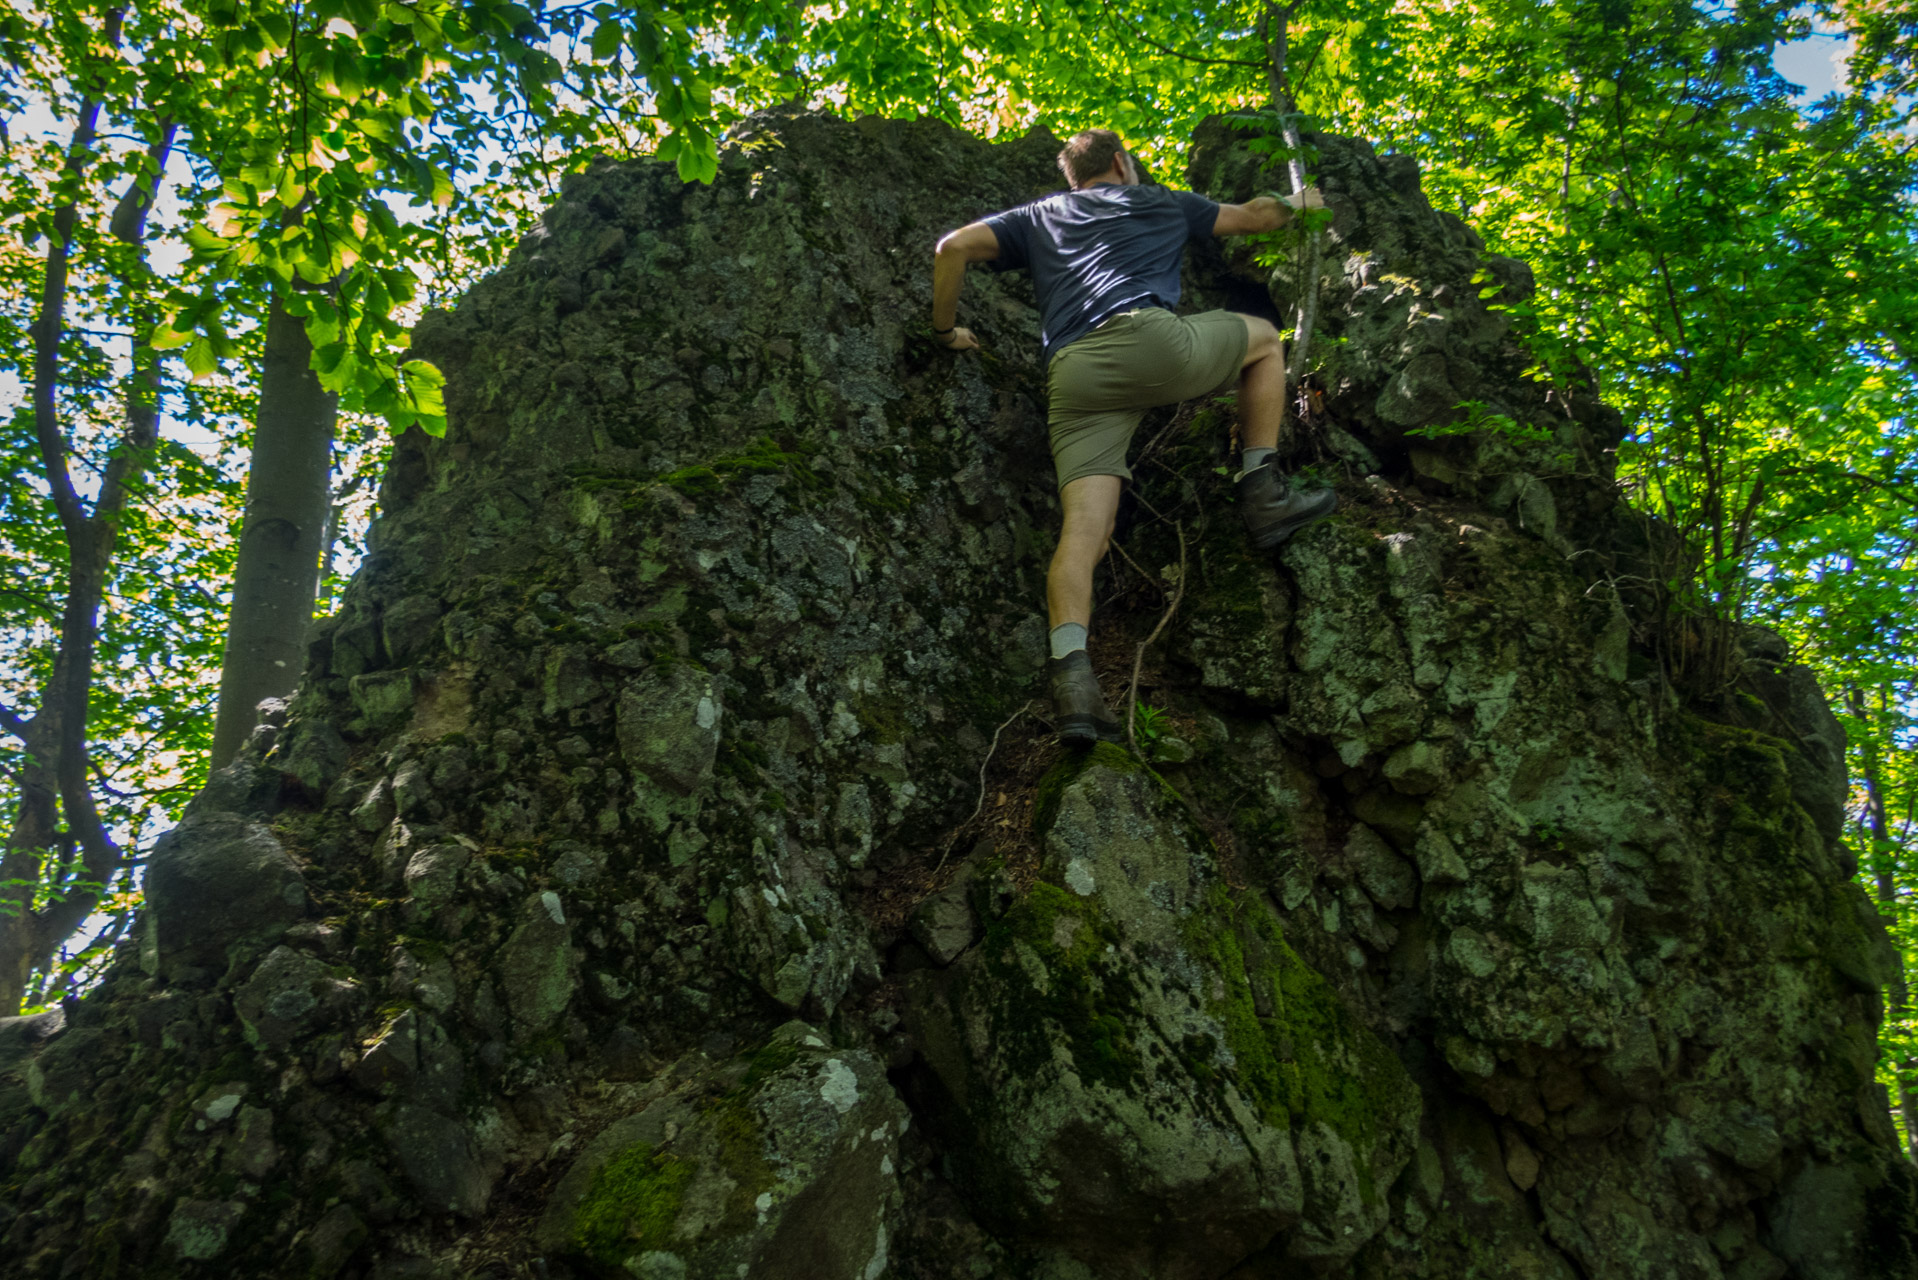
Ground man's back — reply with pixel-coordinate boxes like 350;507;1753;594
985;184;1218;361
928;128;1334;742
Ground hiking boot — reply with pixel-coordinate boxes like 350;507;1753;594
1048;650;1120;744
1237;464;1338;551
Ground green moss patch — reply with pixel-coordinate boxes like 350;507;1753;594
655;435;825;499
1184;888;1418;1205
980;881;1144;1091
574;1142;695;1267
1031;742;1138;834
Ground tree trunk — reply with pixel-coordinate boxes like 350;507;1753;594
0;11;139;1016
1852;685;1915;1160
210;297;339;767
1263;0;1324;380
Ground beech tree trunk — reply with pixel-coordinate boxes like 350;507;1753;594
1855;685;1918;1162
210;297;338;767
0;12;163;1016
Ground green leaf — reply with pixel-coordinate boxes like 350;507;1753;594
182;338;219;381
256;12;292;49
184;225;231;254
590;19;622;60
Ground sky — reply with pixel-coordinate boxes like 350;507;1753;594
1772;13;1854;103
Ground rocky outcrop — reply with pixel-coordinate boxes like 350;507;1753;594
905;748;1418;1278
1;109;1912;1280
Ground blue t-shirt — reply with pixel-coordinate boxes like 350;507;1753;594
983;184;1220;361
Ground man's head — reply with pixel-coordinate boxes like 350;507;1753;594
1058;129;1139;189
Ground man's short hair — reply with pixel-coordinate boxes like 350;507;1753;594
1058;129;1129;186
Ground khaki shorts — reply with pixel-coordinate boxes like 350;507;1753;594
1045;307;1249;490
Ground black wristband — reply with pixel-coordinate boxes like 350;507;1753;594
932;324;955;335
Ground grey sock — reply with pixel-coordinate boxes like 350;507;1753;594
1242;446;1276;473
1049;623;1088;660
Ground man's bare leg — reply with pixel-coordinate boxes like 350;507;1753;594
1233;312;1339;550
1045;473;1123;742
1047;474;1123;631
1237;314;1287;454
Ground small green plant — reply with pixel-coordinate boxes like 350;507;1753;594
1133;703;1169;748
1408;399;1552;445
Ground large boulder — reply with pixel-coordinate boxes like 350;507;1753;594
539;1022;907;1279
907;747;1418;1277
144;811;309;968
1;108;1910;1280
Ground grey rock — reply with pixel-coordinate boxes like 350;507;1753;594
908;871;980;965
230;1104;280;1178
193;750;283;819
275;714;348;797
145;812;308;964
1348;824;1419;910
1375;351;1459;428
1148;734;1194;764
330;605;382;677
382;596;445;665
296;1204;369;1279
1414;825;1471;884
617;665;722;794
908;748;1418;1278
1769;1157;1918;1280
1383;738;1446;795
8;109;1914;1280
235;945;358;1050
355;1007;465;1111
544;644;604;715
0;1008;65;1075
538;1022;906;1280
382;1103;491;1218
724;836;875;1015
352;777;396;834
498;891;575;1035
23;1025;101;1117
403;841;470;908
350;670;419;730
165;1198;247;1261
354;1009;420;1094
191;1081;249;1129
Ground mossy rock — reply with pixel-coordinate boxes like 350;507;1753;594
538;1022;905;1279
904;753;1418;1278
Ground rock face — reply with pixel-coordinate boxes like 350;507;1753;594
905;748;1419;1278
1;109;1913;1280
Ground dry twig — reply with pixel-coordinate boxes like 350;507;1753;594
937;699;1038;872
1126;521;1187;751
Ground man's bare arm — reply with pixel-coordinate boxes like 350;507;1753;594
932;221;1000;351
1212;187;1325;237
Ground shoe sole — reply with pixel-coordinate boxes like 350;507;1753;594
1248;493;1339;551
1057;714;1122;744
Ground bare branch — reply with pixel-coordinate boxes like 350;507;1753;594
29;8;126;544
936;700;1039;872
1102;2;1265;69
0;586;59;617
1127;521;1188;751
1772;467;1918;511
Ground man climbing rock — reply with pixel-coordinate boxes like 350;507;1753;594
932;128;1334;743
